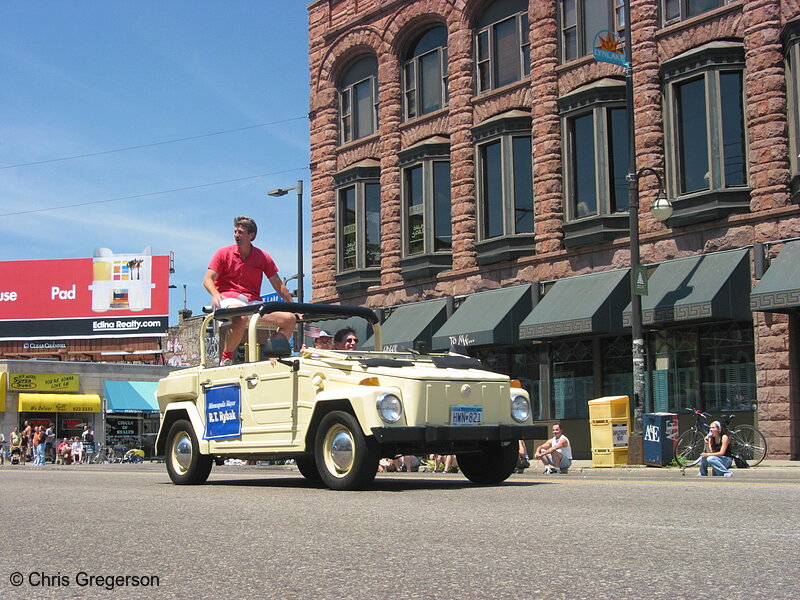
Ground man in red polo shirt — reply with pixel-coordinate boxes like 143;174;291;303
203;216;296;366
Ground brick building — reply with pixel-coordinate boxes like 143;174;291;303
307;0;800;459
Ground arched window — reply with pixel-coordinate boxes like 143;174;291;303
403;26;448;120
475;0;530;94
338;55;378;144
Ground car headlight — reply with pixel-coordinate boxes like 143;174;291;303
376;393;403;424
510;394;530;423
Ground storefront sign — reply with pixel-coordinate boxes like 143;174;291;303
18;393;101;413
0;252;170;340
10;373;80;392
0;371;6;412
203;385;241;440
108;418;138;438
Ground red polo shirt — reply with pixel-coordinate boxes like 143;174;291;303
208;244;278;302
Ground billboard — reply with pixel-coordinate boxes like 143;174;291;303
0;248;170;340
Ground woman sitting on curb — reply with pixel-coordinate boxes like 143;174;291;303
699;420;733;477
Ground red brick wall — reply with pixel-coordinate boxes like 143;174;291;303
308;0;800;457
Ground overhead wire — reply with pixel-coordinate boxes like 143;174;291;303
0;167;309;217
0;115;307;170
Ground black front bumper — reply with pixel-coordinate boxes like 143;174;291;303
371;424;547;444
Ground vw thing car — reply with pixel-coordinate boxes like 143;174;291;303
155;302;546;490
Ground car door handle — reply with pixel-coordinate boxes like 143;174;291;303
245;375;259;384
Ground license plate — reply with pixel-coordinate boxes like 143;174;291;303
450;406;483;426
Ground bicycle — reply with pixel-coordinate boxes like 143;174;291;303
674;408;768;468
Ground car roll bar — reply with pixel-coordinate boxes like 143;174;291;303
199;302;382;366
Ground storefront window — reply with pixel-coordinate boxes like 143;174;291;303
601;335;633;400
647;324;755;413
698;322;756;412
551;339;593;419
472;345;542;420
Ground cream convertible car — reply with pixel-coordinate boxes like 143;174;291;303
155;302;546;490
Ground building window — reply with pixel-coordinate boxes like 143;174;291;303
404;26;448;120
477;135;533;239
338;55;379;144
398;139;452;279
472;111;534;265
559;80;631;247
403;161;452;255
559;0;625;63
648;322;755;414
551;339;593;420
662;0;731;25
475;0;530;94
783;20;800;202
334;163;381;292
473;345;542;420
662;42;750;226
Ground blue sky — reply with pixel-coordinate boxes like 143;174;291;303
1;1;311;323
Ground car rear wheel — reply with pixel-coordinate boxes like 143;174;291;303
315;411;379;490
295;455;322;481
457;441;518;485
166;419;212;485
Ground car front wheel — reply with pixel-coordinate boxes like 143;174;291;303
166;419;212;485
314;411;379;490
457;441;518;485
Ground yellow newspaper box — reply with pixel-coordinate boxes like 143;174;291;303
588;396;631;467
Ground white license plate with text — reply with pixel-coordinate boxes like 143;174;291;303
450;406;483;426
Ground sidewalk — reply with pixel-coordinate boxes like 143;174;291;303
518;458;800;479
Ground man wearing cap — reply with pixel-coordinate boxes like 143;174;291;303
314;330;333;349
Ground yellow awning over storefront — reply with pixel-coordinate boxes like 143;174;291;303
18;393;101;413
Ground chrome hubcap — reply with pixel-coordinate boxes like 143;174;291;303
173;432;192;473
326;425;354;476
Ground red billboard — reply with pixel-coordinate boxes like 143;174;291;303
0;249;170;340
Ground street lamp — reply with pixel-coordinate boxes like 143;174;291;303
626;167;672;462
623;0;672;463
268;180;304;350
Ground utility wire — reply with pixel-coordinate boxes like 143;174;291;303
0;116;308;170
0;167;309;217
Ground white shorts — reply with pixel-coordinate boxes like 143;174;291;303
219;295;262;309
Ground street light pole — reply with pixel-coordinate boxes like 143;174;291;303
623;0;674;463
268;179;304;351
622;0;646;464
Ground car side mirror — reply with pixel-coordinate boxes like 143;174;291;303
260;337;292;359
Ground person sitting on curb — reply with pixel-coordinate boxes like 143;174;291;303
698;420;733;477
534;423;572;474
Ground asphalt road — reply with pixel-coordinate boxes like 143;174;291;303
2;463;798;600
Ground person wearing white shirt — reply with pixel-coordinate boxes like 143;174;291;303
534;423;572;474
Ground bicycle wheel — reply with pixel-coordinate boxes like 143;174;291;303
728;425;767;467
674;429;705;467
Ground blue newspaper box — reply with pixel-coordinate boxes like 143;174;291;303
643;413;679;466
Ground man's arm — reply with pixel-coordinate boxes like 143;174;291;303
267;273;294;303
203;269;223;308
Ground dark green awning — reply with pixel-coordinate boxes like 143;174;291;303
623;248;751;326
431;285;533;350
751;240;800;313
361;298;449;351
519;269;630;339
